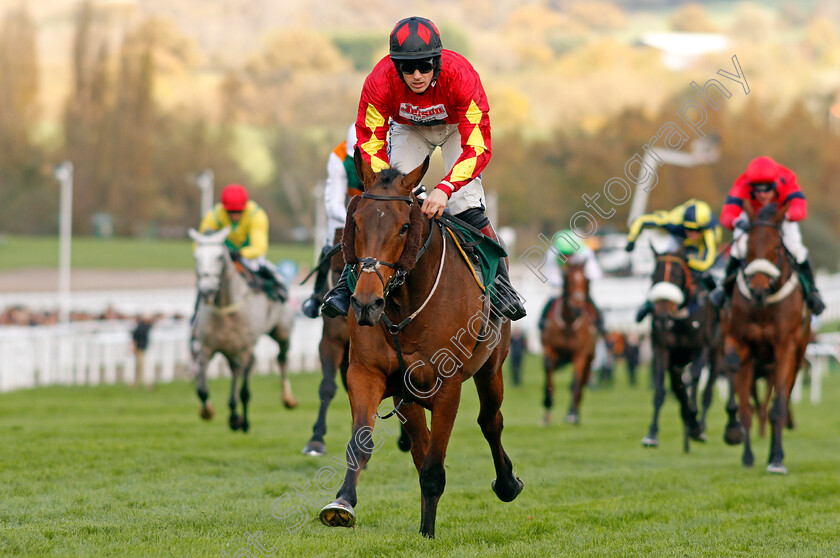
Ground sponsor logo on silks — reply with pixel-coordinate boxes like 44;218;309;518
399;103;448;123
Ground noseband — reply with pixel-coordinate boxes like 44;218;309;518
344;191;434;299
737;221;796;303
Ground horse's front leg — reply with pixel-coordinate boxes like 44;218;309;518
238;354;255;433
733;351;756;468
195;347;214;420
418;379;463;539
565;350;592;425
226;355;243;431
304;334;343;456
541;350;556;427
668;362;703;454
319;365;385;529
397;400;431;528
767;342;798;474
643;349;666;447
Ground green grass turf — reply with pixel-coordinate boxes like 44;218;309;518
0;235;316;271
1;356;839;557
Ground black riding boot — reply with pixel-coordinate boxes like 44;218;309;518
302;245;332;319
321;265;352;318
480;223;527;321
709;257;742;308
258;264;288;302
798;259;826;315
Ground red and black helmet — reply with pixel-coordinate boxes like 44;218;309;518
221;184;248;212
745;156;780;186
389;16;442;60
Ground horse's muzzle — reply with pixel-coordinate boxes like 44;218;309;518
351;295;385;326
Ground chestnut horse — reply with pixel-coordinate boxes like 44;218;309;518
540;262;597;425
722;202;810;474
318;153;523;538
641;248;710;452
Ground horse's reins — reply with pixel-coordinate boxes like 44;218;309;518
350;190;444;419
298;244;343;285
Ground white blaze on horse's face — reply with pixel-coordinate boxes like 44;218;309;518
188;227;231;298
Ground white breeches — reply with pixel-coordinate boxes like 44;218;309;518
388;122;485;215
731;220;807;263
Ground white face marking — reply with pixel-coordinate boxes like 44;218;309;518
376;208;385;219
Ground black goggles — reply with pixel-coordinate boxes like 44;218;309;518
751;182;776;193
400;59;435;75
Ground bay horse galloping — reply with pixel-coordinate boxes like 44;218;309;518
189;227;297;432
642;248;710;452
540;262;597;425
722;202;810;474
318;153;523;538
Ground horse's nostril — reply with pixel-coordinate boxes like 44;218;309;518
371;298;385;311
350;296;363;313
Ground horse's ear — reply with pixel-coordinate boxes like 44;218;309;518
741;199;756;222
648;241;660;258
188;228;203;242
400;156;430;195
775;201;789;224
353;147;376;190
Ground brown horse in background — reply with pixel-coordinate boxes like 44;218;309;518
722;202;810;474
318;153;522;539
641;249;710;452
540;262;597;425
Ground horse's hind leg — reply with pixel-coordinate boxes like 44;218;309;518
271;327;298;409
733;356;756;468
474;361;524;506
722;348;743;445
304;335;343;456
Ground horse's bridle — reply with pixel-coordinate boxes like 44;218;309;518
655;254;695;301
737;220;794;302
352;192;435;299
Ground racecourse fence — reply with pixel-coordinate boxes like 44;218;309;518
2;273;840;395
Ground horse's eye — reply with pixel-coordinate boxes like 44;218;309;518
399;223;410;235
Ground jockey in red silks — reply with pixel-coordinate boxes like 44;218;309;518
709;156;825;314
321;16;526;321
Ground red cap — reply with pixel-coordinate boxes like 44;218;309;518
221;184;248;211
745;156;779;184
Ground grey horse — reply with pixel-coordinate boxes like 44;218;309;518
189;227;297;431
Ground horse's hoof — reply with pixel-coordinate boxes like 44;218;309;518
642;435;658;448
240;420;250;433
302;440;327;457
564;412;580;425
229;415;241;431
724;426;744;446
767;462;787;475
282;397;299;410
319;500;356;528
689;429;707;442
199;403;214;420
491;476;524;503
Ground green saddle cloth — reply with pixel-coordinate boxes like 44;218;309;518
346;221;508;305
